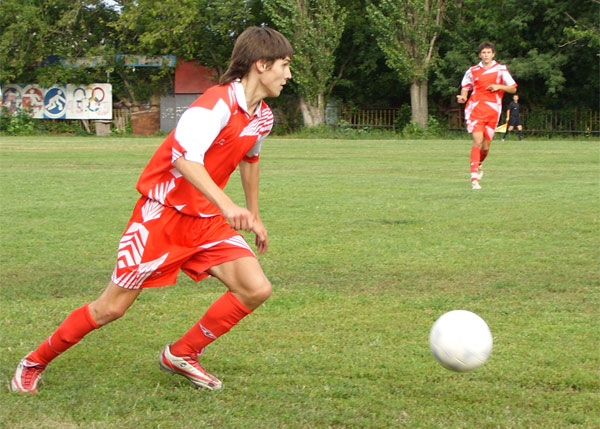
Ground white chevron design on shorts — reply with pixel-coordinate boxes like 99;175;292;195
116;222;148;269
114;253;169;290
197;235;254;254
225;235;253;251
141;199;164;223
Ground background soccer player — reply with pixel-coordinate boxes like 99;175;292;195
12;26;293;393
456;42;517;190
502;94;523;141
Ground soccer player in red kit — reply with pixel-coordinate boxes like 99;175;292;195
457;42;517;190
12;26;293;393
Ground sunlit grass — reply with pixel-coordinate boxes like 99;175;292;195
1;136;598;428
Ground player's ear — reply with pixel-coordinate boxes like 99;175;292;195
255;59;269;73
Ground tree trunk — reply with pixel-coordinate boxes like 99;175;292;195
410;79;428;129
299;94;325;126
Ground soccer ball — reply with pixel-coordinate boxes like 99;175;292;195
429;310;493;372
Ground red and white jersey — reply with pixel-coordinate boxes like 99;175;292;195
461;61;517;123
136;80;273;217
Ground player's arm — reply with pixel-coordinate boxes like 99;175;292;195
457;69;472;104
173;157;254;232
487;84;517;94
456;88;469;104
239;160;268;254
505;108;511;123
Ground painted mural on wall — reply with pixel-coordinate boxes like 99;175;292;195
1;84;112;120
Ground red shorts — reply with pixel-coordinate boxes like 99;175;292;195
111;197;255;290
465;100;501;141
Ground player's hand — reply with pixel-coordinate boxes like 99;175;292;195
251;218;269;254
487;84;500;92
456;95;467;104
222;204;254;232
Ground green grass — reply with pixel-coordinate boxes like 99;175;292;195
1;135;598;428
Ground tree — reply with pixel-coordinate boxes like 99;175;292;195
434;0;599;112
264;0;347;126
0;0;119;86
367;0;448;128
113;0;259;77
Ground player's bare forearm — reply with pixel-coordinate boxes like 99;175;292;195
239;160;260;217
239;160;268;253
173;157;254;231
456;89;469;104
487;84;517;94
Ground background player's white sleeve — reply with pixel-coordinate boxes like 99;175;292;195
245;132;269;158
501;68;517;87
461;68;473;89
174;99;231;164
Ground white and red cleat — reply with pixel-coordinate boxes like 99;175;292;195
159;344;222;391
12;355;46;394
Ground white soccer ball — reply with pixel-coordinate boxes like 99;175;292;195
429;310;493;372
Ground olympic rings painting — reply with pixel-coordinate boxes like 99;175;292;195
1;83;112;120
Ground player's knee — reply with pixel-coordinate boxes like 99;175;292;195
255;277;272;303
242;277;272;309
90;302;128;326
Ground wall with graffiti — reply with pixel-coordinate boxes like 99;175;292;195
1;84;112;120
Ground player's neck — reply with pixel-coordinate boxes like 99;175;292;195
241;76;264;117
481;59;495;69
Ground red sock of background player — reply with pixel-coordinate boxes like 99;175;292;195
27;303;100;366
170;291;252;357
470;146;481;182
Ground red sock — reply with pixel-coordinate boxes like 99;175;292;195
28;303;100;366
170;291;252;357
470;146;482;180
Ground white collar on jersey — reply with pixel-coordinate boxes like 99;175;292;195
233;80;262;118
478;60;498;68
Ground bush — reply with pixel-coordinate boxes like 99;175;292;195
0;108;36;135
0;107;92;135
401;116;445;138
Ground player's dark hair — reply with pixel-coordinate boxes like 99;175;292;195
478;42;496;53
219;26;293;85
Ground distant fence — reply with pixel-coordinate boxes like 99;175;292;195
448;107;599;135
333;107;402;129
113;108;130;131
112;105;599;135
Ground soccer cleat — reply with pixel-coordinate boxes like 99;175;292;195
159;344;222;391
477;168;484;181
471;180;482;190
11;355;46;394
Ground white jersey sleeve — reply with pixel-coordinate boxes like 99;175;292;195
500;67;516;87
461;67;474;90
174;99;231;165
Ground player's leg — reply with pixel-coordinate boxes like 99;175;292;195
163;256;270;390
517;124;523;140
470;131;484;189
481;138;491;164
12;281;141;393
504;125;514;140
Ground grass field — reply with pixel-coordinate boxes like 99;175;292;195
1;135;598;428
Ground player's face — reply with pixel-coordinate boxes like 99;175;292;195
260;57;292;98
478;48;495;65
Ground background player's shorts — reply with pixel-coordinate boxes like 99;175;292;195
508;117;522;127
111;197;255;290
465;102;499;141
